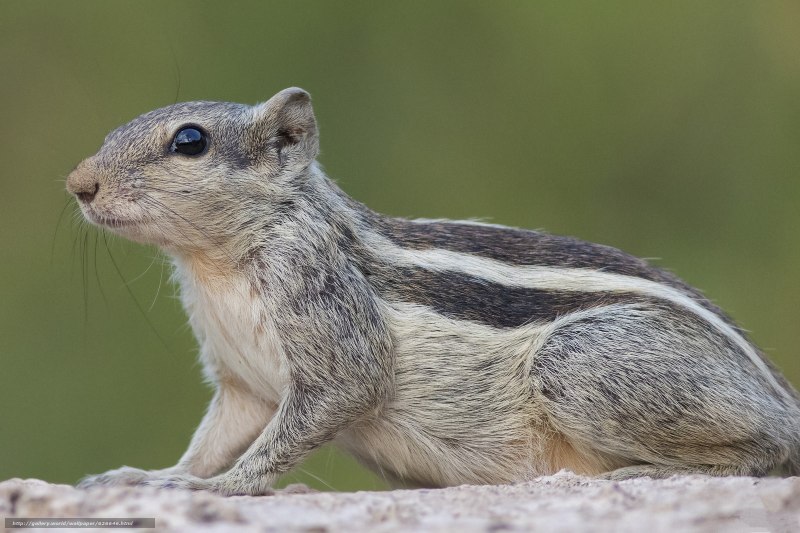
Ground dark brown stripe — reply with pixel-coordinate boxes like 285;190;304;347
366;216;741;331
376;218;676;282
369;266;652;329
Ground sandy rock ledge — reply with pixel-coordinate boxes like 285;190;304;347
2;472;800;532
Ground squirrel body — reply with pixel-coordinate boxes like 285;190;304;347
67;88;800;494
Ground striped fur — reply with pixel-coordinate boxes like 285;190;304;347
69;89;800;495
357;227;792;403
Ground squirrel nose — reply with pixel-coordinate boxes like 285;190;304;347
67;161;101;204
76;182;100;204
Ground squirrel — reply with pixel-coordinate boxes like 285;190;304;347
67;87;800;495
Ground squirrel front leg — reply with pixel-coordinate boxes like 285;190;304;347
144;384;370;494
140;262;394;495
175;381;276;478
141;371;387;495
78;381;273;488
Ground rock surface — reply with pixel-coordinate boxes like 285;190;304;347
2;473;800;532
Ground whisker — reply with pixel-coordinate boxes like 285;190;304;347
368;444;391;490
138;193;242;268
294;466;337;492
82;226;89;324
102;231;175;358
141;196;260;314
139;185;199;198
125;252;159;287
168;39;182;105
70;219;81;281
51;197;72;264
93;231;109;308
137;196;216;256
150;254;166;312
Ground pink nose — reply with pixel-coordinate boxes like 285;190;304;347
66;160;100;204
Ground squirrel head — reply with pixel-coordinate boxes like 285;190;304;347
66;88;320;261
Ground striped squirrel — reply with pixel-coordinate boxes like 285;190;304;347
68;87;800;495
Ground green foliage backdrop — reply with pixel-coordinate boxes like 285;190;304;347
1;1;798;491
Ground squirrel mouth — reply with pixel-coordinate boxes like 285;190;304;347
84;210;138;229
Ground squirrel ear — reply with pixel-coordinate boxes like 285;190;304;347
253;87;319;167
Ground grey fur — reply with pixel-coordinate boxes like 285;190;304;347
66;87;800;495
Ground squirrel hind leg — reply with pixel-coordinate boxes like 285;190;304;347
597;462;770;481
530;305;797;479
594;461;775;481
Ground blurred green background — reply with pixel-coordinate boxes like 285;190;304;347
1;0;799;492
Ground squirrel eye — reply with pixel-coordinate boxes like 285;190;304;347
171;126;207;156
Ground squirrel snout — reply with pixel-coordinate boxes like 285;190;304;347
67;162;101;204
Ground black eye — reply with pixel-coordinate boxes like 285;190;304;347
171;126;207;156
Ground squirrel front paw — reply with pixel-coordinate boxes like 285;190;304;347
141;473;274;496
78;466;276;496
140;474;208;491
77;466;153;488
77;466;183;489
